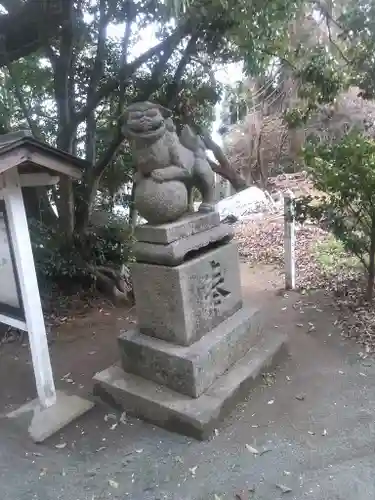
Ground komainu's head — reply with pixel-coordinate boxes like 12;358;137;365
123;102;172;142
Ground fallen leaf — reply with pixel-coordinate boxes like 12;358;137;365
104;413;117;422
55;443;67;449
276;483;292;494
245;444;259;455
235;490;248;500
108;479;119;489
189;466;198;476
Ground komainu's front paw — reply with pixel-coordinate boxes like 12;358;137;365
151;170;165;183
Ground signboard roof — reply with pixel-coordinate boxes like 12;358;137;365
0;131;88;180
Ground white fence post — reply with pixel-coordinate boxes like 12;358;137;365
284;194;296;290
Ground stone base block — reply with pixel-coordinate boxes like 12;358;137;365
5;390;94;443
133;223;233;266
93;331;288;440
132;241;242;346
119;307;261;398
135;211;220;244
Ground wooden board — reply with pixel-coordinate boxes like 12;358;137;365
0;199;24;321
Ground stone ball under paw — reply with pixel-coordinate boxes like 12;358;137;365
135;178;188;224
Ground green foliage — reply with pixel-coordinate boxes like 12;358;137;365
299;130;375;300
337;0;375;99
313;236;359;275
284;46;345;128
30;216;133;292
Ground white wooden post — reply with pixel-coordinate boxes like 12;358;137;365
2;168;56;408
284;194;296;290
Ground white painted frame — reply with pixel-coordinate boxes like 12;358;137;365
284;194;296;290
0;168;56;408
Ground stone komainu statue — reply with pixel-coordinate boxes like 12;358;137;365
122;101;216;225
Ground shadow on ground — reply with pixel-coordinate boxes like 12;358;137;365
0;263;374;499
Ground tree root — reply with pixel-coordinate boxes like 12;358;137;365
88;264;134;304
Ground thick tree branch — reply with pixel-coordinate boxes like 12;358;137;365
201;132;248;192
6;63;42;139
166;33;198;108
85;0;110;164
93;15;135;178
136;36;184;102
325;11;352;65
54;2;75;150
73;23;190;128
0;0;73;66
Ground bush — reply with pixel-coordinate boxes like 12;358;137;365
29;214;134;294
300;130;375;301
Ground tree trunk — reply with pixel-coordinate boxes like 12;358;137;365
56;132;76;236
22;186;57;225
74;173;101;235
366;217;375;301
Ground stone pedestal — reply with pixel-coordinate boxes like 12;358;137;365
94;212;287;440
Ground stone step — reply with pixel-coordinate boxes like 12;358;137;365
119;307;262;398
133;223;233;266
135;211;220;244
93;330;288;440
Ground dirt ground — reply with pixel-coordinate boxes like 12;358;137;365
1;262;375;499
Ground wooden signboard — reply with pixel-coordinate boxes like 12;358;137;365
0;134;93;442
0;199;24;323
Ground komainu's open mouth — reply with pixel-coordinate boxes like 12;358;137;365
129;120;163;134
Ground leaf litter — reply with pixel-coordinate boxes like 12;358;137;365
236;216;375;354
